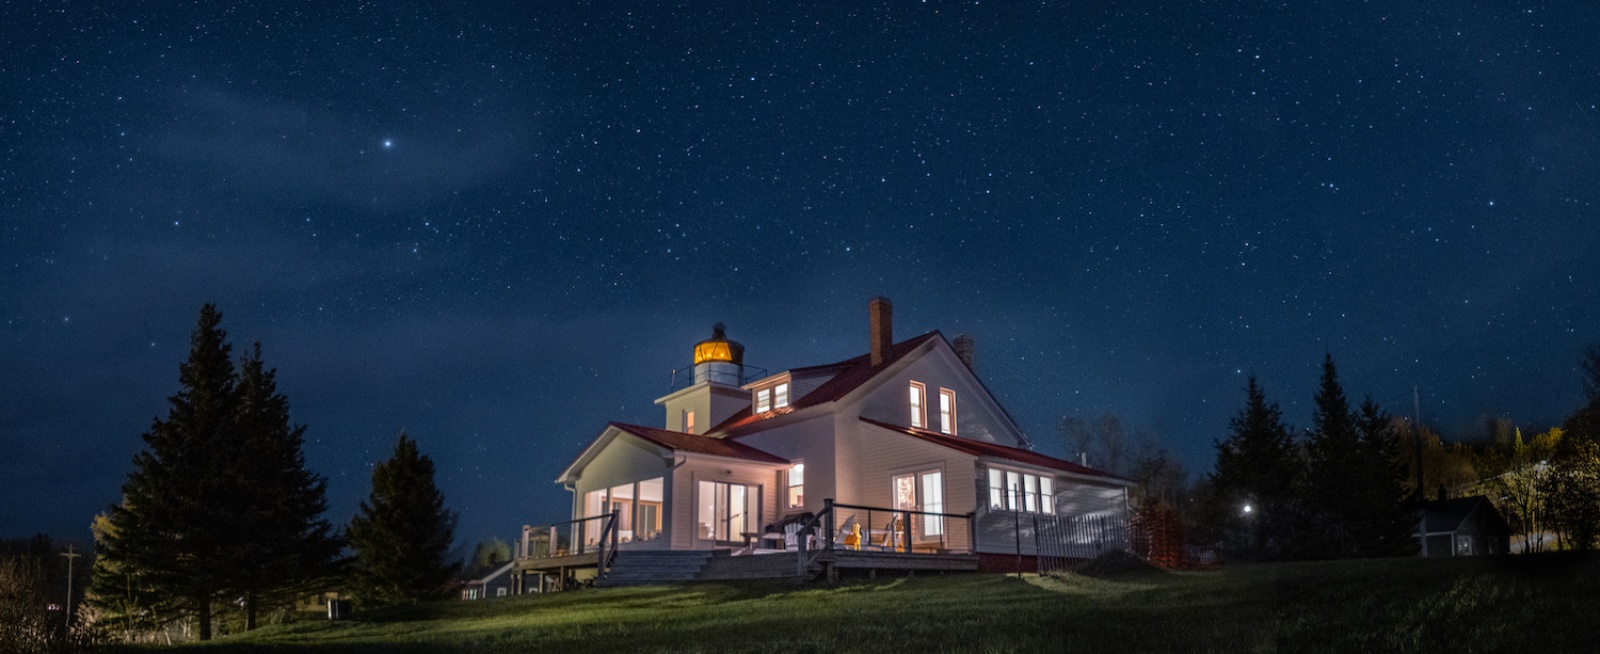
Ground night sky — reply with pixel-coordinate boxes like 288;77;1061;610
4;2;1597;548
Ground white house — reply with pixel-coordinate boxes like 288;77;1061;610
524;298;1132;583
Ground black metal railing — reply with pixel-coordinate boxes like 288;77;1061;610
1033;513;1130;575
667;363;770;391
793;499;977;577
518;512;620;579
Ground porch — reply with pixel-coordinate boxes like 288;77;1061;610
509;499;980;589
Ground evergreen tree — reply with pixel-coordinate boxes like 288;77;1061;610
94;304;237;640
1211;376;1302;560
1351;399;1420;557
1303;354;1362;558
92;306;343;640
347;433;460;607
225;344;344;630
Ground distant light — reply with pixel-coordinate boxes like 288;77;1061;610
382;139;394;149
1241;504;1253;515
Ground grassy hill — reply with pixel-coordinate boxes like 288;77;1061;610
121;553;1600;653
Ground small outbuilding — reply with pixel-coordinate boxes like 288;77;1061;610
1418;495;1511;557
459;561;515;600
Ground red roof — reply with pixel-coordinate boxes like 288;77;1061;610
610;422;788;464
713;332;943;435
859;417;1127;481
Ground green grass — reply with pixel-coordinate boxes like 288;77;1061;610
114;553;1600;653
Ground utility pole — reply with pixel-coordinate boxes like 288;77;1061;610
1413;385;1427;556
61;544;81;625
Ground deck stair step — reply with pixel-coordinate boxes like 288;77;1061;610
696;551;816;581
596;550;716;587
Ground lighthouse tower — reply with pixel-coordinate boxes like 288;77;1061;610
655;324;751;434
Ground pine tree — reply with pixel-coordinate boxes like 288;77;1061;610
347;433;460;607
1303;354;1363;558
93;306;344;640
1350;399;1420;557
226;344;344;630
95;304;237;640
1211;376;1302;560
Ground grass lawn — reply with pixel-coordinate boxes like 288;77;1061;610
118;553;1600;653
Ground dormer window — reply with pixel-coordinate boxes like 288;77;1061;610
752;381;791;414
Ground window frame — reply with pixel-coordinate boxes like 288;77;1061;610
786;461;806;511
938;388;957;435
909;381;927;429
987;466;1056;515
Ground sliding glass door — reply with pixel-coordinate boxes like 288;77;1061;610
697;480;757;545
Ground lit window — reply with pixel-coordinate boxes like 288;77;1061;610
787;463;805;509
774;383;790;408
755;388;771;413
988;468;1056;514
988;469;1004;509
909;382;926;429
684;410;696;434
939;388;956;435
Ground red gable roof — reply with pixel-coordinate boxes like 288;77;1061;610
610;422;788;464
859;417;1127;481
713;332;943;435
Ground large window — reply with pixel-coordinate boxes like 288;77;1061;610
697;480;756;544
987;467;1055;515
909;382;927;429
582;477;665;543
786;463;805;510
938;388;956;435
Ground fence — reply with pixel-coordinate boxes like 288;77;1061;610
1034;513;1130;576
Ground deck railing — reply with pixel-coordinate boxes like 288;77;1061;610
517;512;620;578
795;499;977;577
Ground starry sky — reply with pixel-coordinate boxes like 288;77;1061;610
4;1;1597;547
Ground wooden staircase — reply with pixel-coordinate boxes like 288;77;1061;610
594;550;716;587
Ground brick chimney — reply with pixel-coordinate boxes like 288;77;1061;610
869;297;893;366
953;334;976;371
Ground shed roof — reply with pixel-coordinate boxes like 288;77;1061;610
859;417;1129;482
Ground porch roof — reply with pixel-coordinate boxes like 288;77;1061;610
859;417;1130;482
611;422;790;464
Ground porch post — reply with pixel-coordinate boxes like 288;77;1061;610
824;499;836;551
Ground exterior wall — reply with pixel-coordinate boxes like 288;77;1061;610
566;432;678;551
732;413;835;517
657;383;748;433
974;464;1130;557
569;434;674;504
848;423;979;552
854;345;1024;447
668;455;783;550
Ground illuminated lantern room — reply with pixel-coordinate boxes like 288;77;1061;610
692;323;744;386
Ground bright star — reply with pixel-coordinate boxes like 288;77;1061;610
382;139;394;149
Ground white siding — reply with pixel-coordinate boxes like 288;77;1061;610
668;456;783;550
849;422;977;552
854;345;1024;447
733;414;834;516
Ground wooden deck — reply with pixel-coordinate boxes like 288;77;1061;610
511;551;600;574
820;549;978;572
